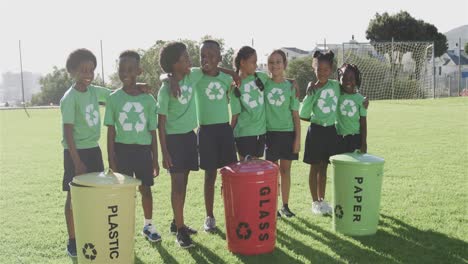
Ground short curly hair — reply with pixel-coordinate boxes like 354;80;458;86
159;42;187;74
66;48;97;73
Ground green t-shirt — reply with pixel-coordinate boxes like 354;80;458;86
299;79;341;127
104;89;158;145
60;84;112;149
230;71;269;137
157;72;201;135
195;70;232;125
264;79;299;131
336;92;367;136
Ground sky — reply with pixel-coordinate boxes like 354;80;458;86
0;0;467;82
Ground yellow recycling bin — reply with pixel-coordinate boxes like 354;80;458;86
70;170;141;264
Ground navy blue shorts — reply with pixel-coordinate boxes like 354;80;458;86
266;131;299;162
235;134;266;158
166;131;199;173
115;143;154;186
337;134;362;154
63;147;104;191
198;123;237;170
303;124;338;164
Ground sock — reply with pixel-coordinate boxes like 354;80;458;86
144;219;152;226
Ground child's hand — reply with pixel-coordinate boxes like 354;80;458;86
293;138;301;154
169;76;181;98
360;143;367;153
74;160;87;176
153;161;160;177
363;97;370;109
162;151;173;170
232;74;241;87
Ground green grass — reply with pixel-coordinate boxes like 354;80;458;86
1;98;467;264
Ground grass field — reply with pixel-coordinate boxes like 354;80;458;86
0;98;467;264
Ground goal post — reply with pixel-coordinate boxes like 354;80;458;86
337;41;435;100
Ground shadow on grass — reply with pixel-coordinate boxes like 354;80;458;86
187;242;227;264
211;228;227;241
354;214;468;264
291;216;393;263
147;242;178;264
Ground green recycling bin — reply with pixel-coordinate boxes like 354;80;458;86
70;170;141;263
330;151;385;236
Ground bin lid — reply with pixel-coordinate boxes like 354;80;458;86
330;151;384;165
221;157;277;176
72;170;141;187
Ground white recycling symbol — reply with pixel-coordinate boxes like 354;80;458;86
118;102;146;132
340;99;357;117
85;104;99;127
242;81;264;109
178;85;193;105
267;88;286;106
317;89;338;114
206;82;224;100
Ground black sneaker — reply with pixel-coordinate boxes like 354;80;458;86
279;204;296;218
277;211;282;217
170;220;177;235
171;220;198;235
66;239;77;258
176;228;194;248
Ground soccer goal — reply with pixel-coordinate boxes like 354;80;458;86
337;41;435;100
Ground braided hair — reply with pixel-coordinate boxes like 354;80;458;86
232;46;264;97
312;50;334;69
337;63;362;89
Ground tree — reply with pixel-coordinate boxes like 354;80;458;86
366;11;448;57
31;67;73;105
464;42;468;54
285;56;316;99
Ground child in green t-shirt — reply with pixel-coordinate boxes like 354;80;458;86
264;49;301;218
104;50;161;243
336;63;367;153
60;48;111;257
158;42;202;248
230;46;269;159
196;40;238;233
164;40;239;234
299;50;340;216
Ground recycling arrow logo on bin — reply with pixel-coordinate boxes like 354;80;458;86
335;205;344;219
236;222;252;240
82;242;97;261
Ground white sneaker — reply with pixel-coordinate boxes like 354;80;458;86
203;216;216;232
320;200;333;215
311;201;323;215
142;224;162;242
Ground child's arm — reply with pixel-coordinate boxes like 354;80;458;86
157;115;173;169
230;114;239;129
287;79;300;98
363;97;369;109
150;130;160;177
64;124;87;175
107;126;118;172
218;67;241;87
292;111;301;154
360;117;367;153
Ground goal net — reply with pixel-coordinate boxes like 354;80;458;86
337;41;435;99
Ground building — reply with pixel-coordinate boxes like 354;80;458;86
0;71;41;104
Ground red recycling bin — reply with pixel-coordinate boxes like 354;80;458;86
220;158;278;255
